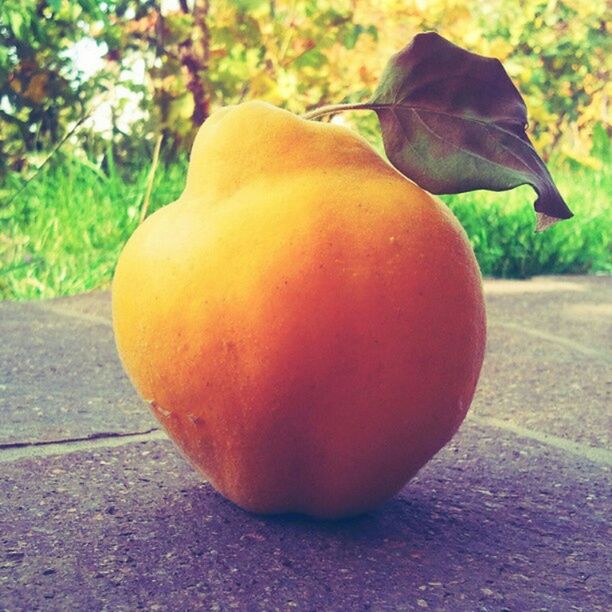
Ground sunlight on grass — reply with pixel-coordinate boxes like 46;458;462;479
1;154;188;300
1;151;609;301
442;161;611;278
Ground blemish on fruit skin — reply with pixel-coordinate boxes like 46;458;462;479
150;401;172;418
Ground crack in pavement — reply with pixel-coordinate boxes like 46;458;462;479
0;429;169;463
489;320;612;363
469;415;612;467
1;419;610;468
0;427;161;450
10;294;607;467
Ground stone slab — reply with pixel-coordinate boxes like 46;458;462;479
0;276;610;610
0;302;155;445
0;424;609;611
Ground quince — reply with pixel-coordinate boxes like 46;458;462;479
112;102;486;518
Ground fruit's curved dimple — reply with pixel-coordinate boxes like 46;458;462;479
112;101;486;519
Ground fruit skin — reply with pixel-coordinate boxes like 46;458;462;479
112;101;486;519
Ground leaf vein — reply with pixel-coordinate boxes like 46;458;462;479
395;107;532;184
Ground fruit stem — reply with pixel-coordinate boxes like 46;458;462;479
302;102;377;121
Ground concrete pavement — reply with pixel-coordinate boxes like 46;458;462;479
1;276;610;610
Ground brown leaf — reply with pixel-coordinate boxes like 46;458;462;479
370;32;573;230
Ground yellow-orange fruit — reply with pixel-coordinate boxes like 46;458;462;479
112;101;486;518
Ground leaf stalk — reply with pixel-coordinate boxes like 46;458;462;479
302;102;378;120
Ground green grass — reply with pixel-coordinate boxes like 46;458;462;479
441;161;611;278
1;151;610;301
1;153;188;300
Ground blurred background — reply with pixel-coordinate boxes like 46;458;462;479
0;0;610;299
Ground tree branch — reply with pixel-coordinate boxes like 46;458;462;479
178;0;210;126
2;111;92;209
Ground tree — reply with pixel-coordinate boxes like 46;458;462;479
0;0;112;172
1;0;608;176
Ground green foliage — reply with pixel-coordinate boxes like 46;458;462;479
373;0;610;159
472;0;610;160
2;0;607;174
0;0;113;171
0;153;187;300
442;163;611;278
